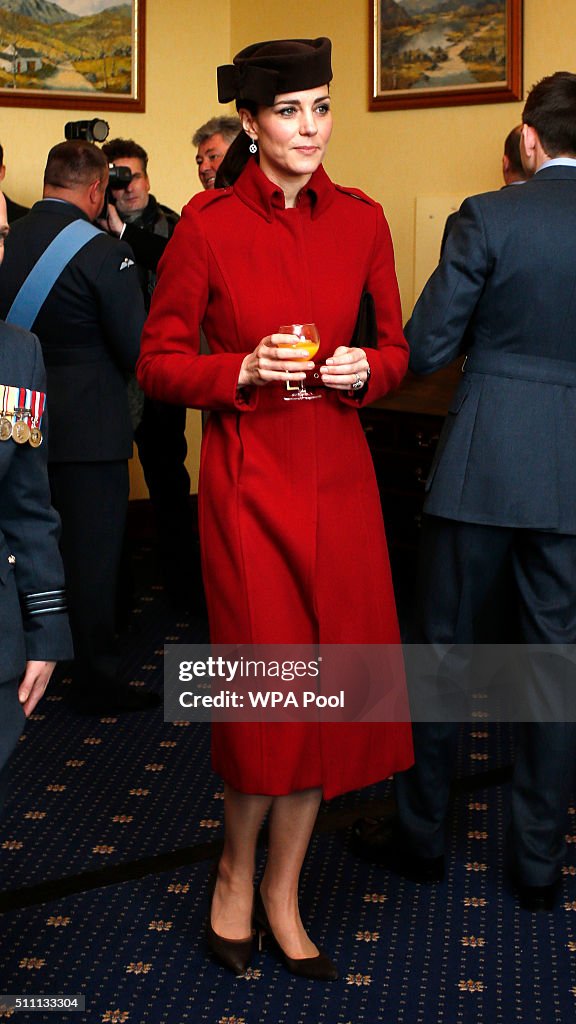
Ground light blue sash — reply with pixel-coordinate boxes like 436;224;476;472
5;220;101;331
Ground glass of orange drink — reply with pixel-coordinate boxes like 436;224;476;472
277;323;321;401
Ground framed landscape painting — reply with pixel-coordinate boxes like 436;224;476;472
0;0;145;111
370;0;522;111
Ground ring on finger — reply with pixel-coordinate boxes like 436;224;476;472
351;372;363;390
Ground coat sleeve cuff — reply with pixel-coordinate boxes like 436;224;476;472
24;614;74;664
338;349;407;408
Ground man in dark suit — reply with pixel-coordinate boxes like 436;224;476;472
355;71;576;911
0;141;158;715
0;189;72;813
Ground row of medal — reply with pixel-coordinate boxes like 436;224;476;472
0;386;45;448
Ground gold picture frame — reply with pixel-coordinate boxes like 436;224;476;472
0;0;145;112
370;0;522;112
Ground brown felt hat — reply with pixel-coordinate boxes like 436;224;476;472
217;37;332;107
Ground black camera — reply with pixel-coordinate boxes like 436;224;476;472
104;166;133;221
107;165;133;189
64;118;110;144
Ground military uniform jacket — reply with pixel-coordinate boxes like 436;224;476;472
0;321;72;683
405;164;576;533
0;200;146;463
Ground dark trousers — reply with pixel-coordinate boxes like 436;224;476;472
0;675;25;818
48;460;129;687
134;398;197;594
396;515;576;885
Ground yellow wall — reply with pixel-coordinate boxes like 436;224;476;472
1;0;574;496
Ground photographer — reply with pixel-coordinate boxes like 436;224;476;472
102;138;179;291
101;138;198;609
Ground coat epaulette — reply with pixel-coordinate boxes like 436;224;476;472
334;184;378;208
187;188;234;214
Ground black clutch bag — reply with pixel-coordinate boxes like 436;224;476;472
350;291;377;349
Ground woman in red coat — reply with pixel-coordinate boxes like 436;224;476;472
137;37;412;979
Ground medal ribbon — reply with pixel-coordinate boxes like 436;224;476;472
4;386;18;418
31;389;46;427
16;387;32;420
0;385;17;442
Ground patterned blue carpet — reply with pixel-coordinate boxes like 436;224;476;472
1;548;575;1023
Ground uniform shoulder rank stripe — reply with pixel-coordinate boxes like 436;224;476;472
22;589;68;618
0;384;46;446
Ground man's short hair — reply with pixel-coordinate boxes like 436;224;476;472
192;116;241;148
523;71;576;158
503;125;524;176
101;137;148;171
44;141;108;190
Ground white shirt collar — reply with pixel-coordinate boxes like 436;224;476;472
537;157;576;172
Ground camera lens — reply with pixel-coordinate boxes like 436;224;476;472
90;119;110;143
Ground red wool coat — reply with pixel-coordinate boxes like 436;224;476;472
137;159;413;798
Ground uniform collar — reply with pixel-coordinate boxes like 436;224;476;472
233;157;335;222
531;163;576;182
35;198;91;222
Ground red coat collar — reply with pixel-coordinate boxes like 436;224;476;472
233;157;336;222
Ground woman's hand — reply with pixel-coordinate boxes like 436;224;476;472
238;334;315;388
18;661;56;717
319;347;370;391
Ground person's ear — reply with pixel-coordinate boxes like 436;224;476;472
522;124;538;160
87;178;104;212
239;108;258;144
520;123;537;175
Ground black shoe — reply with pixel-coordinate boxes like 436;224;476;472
254;886;338;981
351;817;445;883
67;683;162;715
206;865;254;976
515;878;560;913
